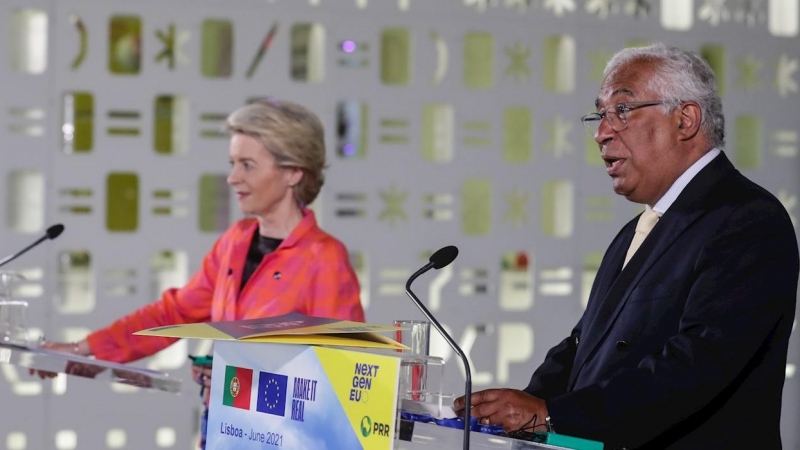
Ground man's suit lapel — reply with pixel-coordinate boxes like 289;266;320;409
569;152;736;389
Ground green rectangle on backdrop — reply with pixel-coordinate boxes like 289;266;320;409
584;132;603;166
700;45;726;96
541;179;573;238
503;107;532;163
106;172;139;232
464;32;494;89
462;179;492;235
734;115;761;169
542;35;575;93
153;96;174;154
67;92;94;153
201;19;233;78
108;15;141;74
380;28;411;85
422;104;453;162
199;174;230;232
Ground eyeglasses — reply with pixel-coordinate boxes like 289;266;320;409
580;100;666;132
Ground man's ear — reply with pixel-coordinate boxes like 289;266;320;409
677;101;702;141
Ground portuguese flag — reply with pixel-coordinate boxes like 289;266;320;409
222;365;253;410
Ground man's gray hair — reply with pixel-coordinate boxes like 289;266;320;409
604;43;725;148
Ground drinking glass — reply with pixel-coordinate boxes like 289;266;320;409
0;271;29;345
393;320;431;401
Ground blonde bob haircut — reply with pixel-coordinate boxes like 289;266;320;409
226;97;326;206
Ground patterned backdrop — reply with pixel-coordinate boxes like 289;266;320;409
0;0;798;448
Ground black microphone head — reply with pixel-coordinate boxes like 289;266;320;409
46;224;65;240
429;245;458;270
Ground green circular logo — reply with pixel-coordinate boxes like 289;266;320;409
360;416;373;437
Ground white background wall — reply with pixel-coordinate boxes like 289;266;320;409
0;0;798;448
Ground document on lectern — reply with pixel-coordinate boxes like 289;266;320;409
134;312;408;350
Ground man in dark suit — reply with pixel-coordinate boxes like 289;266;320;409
454;43;799;449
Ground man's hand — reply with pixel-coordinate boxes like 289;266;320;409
453;389;549;433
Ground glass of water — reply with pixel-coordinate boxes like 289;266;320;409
393;320;431;401
0;271;29;345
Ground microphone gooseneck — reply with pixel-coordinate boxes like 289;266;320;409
0;224;66;268
404;245;471;450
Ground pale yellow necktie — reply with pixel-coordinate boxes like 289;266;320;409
623;209;661;268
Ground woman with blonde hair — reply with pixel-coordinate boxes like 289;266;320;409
40;97;364;448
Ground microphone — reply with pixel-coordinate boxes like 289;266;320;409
0;224;65;268
404;245;472;450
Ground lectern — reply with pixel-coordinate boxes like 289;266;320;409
0;340;180;393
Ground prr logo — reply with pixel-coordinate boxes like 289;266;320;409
359;415;390;438
360;416;372;437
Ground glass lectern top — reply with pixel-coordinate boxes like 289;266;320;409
0;341;181;393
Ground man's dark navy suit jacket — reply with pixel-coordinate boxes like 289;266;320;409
524;152;799;449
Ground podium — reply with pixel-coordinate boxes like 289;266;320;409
135;314;602;450
205;340;592;450
206;340;401;449
0;341;181;393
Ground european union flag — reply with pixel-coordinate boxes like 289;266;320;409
256;371;288;416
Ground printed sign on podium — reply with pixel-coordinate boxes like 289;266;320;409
138;313;406;450
208;341;400;450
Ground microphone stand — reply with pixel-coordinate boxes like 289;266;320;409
0;224;65;268
405;264;472;450
0;235;48;268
